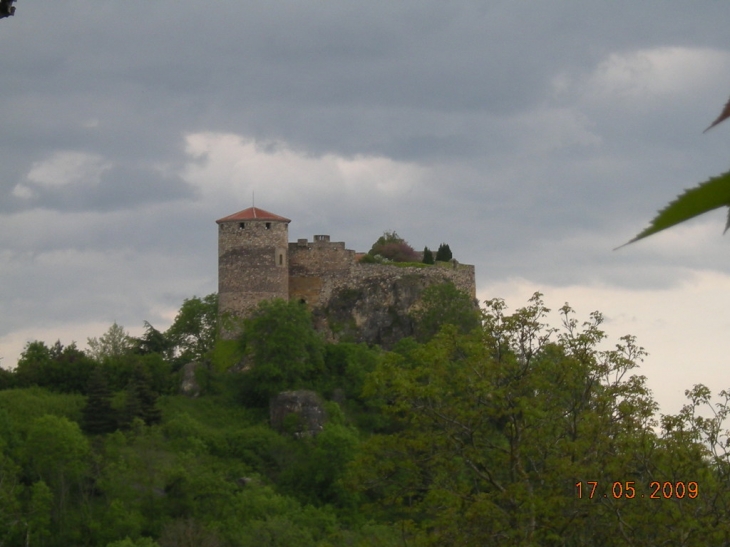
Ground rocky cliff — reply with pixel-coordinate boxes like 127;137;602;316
311;262;476;349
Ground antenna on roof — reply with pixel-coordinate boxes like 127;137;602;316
252;190;255;209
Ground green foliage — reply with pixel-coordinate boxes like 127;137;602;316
27;480;53;546
157;391;261;432
24;415;90;540
238;299;325;405
14;340;96;394
158;518;221;547
349;293;730;545
215;425;288;469
357;253;378;263
235;516;319;547
412;282;480;342
0;452;23;544
321;523;415;547
82;366;117;435
0;408;19;454
622;169;730;246
0;365;15;390
0;387;84;437
107;537;159;547
133;321;172;358
386;260;429;268
434;242;452;261
97;500;146;546
102;352;174;395
25;415;90;487
88;322;134;362
422;246;434;264
319;343;380;401
165;293;219;366
279;423;361;508
624;99;730;246
121;365;162;428
10;289;730;545
209;338;243;373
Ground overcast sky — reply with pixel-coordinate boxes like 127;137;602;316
2;1;730;416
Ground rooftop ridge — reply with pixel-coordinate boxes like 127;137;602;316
216;206;291;224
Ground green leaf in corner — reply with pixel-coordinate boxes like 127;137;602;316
618;170;730;248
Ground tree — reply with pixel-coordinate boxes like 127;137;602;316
434;243;452;262
165;294;219;365
350;293;730;545
0;366;14;390
367;231;420;263
87;323;134;362
158;518;223;547
622;97;730;246
24;415;90;534
412;282;480;342
239;299;325;405
121;365;162;427
278;423;360;507
422;247;434;265
107;537;159;547
81;367;117;435
26;480;53;547
14;341;52;387
0;452;23;545
14;340;95;394
132;321;172;357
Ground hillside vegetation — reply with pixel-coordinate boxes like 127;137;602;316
1;287;730;546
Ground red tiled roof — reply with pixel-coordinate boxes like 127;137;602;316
216;207;291;224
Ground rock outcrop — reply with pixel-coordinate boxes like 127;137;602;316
179;361;203;397
313;264;477;349
269;390;327;437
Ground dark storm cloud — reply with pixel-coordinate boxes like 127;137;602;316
3;0;729;176
4;0;730;415
0;4;685;153
10;165;196;214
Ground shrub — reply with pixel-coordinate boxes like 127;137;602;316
368;231;419;263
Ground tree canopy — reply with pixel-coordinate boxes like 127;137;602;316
365;231;420;263
238;299;325;405
411;281;480;342
434;242;452;262
2;291;730;545
349;293;730;545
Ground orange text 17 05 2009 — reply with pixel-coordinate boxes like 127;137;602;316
575;481;698;500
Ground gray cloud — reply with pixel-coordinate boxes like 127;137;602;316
3;1;730;413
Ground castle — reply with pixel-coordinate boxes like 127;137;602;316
217;206;476;346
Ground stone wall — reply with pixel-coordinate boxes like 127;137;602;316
288;235;357;307
269;390;327;437
312;261;477;348
350;261;476;300
218;221;478;347
218;219;289;318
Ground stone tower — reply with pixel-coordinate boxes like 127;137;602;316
216;206;291;319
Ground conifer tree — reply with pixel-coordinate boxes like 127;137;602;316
422;246;434;264
435;243;453;262
121;365;162;427
81;367;117;435
120;383;143;430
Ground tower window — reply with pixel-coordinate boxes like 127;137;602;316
239;222;245;229
279;254;283;265
266;222;271;230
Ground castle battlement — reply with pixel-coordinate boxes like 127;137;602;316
217;206;476;346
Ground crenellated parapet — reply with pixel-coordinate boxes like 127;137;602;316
217;207;477;346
